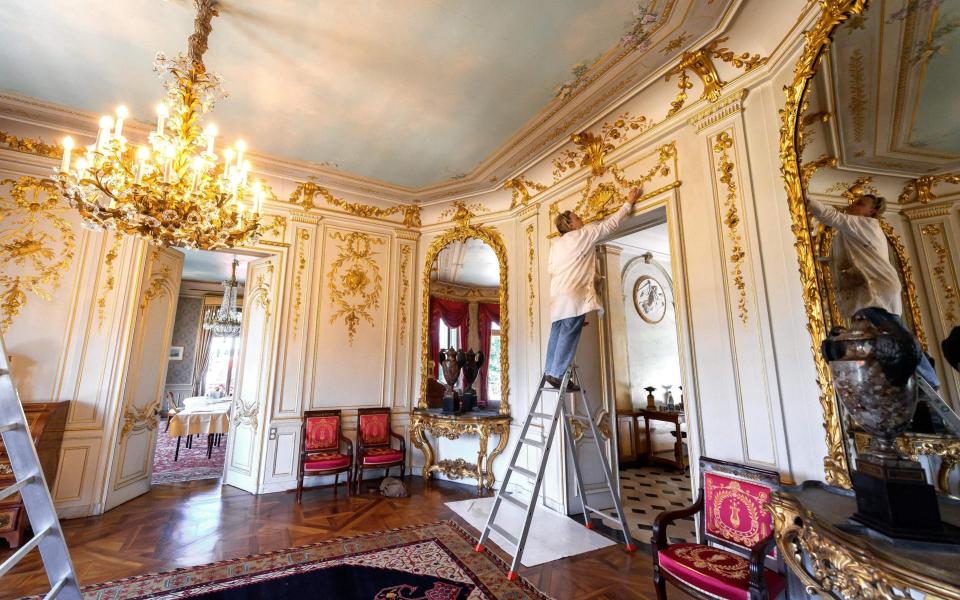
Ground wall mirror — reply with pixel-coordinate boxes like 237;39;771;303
785;0;960;489
418;222;510;416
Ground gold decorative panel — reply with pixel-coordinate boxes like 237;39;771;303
921;223;960;326
0;131;65;159
505;176;548;209
292;229;310;334
289;181;421;228
398;244;412;345
326;231;385;344
526;223;536;339
0;177;76;332
710;131;748;325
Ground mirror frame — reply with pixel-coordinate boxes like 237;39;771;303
418;221;510;416
780;0;869;489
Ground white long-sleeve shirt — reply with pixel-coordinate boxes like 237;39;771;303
549;202;632;322
808;199;902;320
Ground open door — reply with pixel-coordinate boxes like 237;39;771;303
223;255;281;493
104;247;183;511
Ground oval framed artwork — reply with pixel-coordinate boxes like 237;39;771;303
633;275;666;324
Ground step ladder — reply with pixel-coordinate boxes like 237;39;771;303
918;377;960;435
475;364;635;580
0;337;81;599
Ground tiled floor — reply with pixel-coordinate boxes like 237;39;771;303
616;464;697;543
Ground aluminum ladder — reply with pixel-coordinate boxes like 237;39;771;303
918;377;960;435
0;336;81;599
474;364;635;580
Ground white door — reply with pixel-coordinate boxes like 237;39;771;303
223;255;281;493
104;247;183;511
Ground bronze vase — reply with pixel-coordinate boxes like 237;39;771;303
460;349;485;411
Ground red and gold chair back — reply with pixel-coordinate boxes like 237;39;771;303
305;412;341;452
358;411;390;446
699;458;778;554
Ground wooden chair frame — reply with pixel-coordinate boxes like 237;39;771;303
354;407;405;493
651;457;782;600
297;409;353;502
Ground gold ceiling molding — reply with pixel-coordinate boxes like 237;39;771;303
292;229;310;334
897;172;960;205
778;0;868;490
0;176;76;332
846;48;867;143
526;223;536;340
437;200;490;225
289;181;421;228
552;112;652;181
711;131;748;325
903;204;951;220
0;130;65;159
665;36;768;117
661;31;691;55
96;233;123;330
504;176;548;209
428;282;498;302
326;230;385;344
398;244;412;346
688;88;747;133
921;223;960;326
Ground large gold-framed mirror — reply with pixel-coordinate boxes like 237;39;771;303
783;0;960;488
418;218;510;416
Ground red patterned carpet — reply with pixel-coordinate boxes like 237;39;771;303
25;521;552;600
151;422;226;485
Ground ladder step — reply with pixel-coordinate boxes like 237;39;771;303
0;474;34;502
569;414;591;422
529;412;553;420
583;483;610;494
0;526;48;577
519;437;544;448
585;506;624;525
509;464;537;479
488;523;519;546
44;575;69;600
0;422;19;434
500;491;529;509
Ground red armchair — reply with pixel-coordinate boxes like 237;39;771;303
354;408;405;493
651;457;784;600
297;409;353;502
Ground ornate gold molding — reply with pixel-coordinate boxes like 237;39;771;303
688;88;747;133
429;282;498;302
778;0;868;489
139;263;172;313
0;177;76;332
711;131;748;324
665;37;767;117
292;229;310;334
903;204;952;220
526;223;536;339
410;412;511;491
398;244;412;346
289;181;421;228
921;223;959;325
801;155;839;185
504;176;548;209
120;399;160;438
418;215;510;415
96;233;123;330
552;112;651;181
232;399;259;429
327;231;385;344
250;262;275;321
898;172;960;205
847;48;867;142
0;130;65;159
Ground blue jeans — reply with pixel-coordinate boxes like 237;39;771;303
544;314;586;378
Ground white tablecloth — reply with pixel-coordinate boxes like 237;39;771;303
181;395;233;410
168;402;232;437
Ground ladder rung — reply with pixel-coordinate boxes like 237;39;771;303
500;491;528;509
519;437;544;448
44;575;69;600
0;474;34;502
509;464;537;479
585;506;624;524
489;523;519;546
583;483;609;494
569;414;591;422
0;421;19;434
0;526;49;577
529;412;552;420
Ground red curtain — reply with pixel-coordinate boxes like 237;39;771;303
429;297;470;379
477;302;500;408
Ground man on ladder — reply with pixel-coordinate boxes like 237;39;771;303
476;187;640;581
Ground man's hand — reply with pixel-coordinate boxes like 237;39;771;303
626;186;642;205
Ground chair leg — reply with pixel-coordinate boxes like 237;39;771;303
334;472;339;496
296;470;304;505
400;462;405;480
175;436;182;461
165;416;171;432
347;467;352;496
652;562;667;600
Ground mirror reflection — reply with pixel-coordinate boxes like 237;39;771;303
426;237;503;414
800;0;960;464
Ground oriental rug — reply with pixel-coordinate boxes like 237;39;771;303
27;521;552;600
151;423;226;485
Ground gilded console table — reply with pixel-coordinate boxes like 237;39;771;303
410;409;511;492
854;430;960;496
770;482;960;600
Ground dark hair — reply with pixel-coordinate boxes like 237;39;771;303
860;194;886;216
555;210;574;234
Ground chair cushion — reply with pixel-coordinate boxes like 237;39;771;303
658;543;785;600
359;412;390;445
362;447;403;465
704;472;774;550
305;415;341;451
304;452;350;471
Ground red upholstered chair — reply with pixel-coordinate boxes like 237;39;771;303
651;457;784;600
354;408;405;493
297;409;353;502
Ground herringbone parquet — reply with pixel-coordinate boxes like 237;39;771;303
0;477;692;600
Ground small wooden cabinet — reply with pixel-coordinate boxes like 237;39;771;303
0;401;69;548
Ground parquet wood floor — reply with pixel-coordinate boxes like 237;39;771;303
0;477;692;600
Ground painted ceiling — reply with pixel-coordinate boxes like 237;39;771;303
0;0;732;190
432;238;499;288
176;248;255;284
826;0;960;176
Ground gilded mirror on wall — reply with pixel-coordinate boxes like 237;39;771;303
783;0;960;489
418;219;510;416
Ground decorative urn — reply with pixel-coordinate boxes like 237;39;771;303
460;349;485;412
439;348;465;413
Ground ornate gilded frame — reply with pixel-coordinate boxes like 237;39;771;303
779;0;869;488
418;215;510;416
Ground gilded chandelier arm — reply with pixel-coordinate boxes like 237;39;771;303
188;0;220;68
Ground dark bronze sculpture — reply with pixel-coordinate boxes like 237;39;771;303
460;349;485;412
439;348;465;413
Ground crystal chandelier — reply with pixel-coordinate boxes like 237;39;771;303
55;0;267;250
204;258;242;337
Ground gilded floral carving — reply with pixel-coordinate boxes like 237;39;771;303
97;233;123;330
552;112;651;181
292;229;310;334
250;263;275;321
327;231;385;343
0;131;65;159
921;223;959;325
712;131;748;324
398;244;412;345
0;177;76;331
504;176;548;209
120;399;160;438
289;181;421;228
847;48;867;142
526;223;536;339
898;172;960;205
664;36;767;116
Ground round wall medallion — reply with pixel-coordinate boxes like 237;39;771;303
633;275;666;324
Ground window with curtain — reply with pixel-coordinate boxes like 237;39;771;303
486;322;501;402
203;335;240;396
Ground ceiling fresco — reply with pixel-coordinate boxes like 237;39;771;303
0;0;732;189
432;238;499;288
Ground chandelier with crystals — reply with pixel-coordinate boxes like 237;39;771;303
55;0;267;250
204;258;242;337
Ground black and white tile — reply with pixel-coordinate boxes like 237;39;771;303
613;465;697;543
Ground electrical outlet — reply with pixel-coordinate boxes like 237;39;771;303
269;427;277;440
